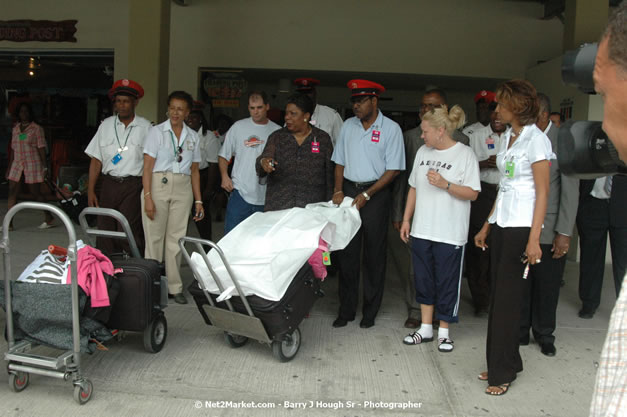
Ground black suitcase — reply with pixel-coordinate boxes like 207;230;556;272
107;258;168;353
189;263;323;340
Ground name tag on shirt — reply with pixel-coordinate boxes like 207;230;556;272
486;137;495;150
18;133;27;141
112;153;122;165
187;141;194;151
371;130;380;143
505;161;515;178
172;160;180;174
311;141;320;153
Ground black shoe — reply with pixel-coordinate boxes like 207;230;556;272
173;293;188;304
359;318;375;329
519;334;530;346
578;308;595;319
332;317;351;328
168;293;174;299
541;342;556;357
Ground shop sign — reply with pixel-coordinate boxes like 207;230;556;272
203;78;247;99
0;20;78;42
212;99;240;108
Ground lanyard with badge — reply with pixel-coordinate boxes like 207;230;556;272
111;120;134;165
167;130;185;180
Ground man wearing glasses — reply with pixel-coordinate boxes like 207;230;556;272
331;79;405;329
85;79;152;255
391;88;469;329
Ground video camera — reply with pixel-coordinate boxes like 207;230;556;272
558;43;626;178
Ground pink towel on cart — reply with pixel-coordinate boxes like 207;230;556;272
308;237;329;280
67;246;114;307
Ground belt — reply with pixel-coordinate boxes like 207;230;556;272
344;179;377;189
103;174;141;183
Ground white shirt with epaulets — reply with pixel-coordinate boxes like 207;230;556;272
468;124;506;185
311;104;343;146
85;115;152;177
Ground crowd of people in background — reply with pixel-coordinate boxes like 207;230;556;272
3;4;627;406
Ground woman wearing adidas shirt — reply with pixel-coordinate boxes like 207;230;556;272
474;79;552;396
399;105;481;354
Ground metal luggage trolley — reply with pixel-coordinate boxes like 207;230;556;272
179;236;302;362
1;202;93;404
77;207;168;353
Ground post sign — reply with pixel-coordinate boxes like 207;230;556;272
0;20;78;43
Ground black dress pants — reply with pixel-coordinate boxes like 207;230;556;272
466;182;497;310
486;225;530;386
577;196;627;312
337;180;391;321
520;243;566;344
97;175;145;256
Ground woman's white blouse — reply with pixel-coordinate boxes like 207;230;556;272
488;124;554;228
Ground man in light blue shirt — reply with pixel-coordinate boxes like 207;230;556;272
331;79;405;329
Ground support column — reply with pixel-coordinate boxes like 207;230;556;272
563;0;608;51
128;0;171;124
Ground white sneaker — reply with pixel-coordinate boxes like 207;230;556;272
38;222;55;229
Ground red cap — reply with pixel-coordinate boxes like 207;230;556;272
347;79;385;97
192;100;205;112
108;79;144;100
293;77;320;92
474;90;496;104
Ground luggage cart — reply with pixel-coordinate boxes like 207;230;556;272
78;207;168;353
179;236;323;362
1;202;93;404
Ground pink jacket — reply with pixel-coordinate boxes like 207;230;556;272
67;246;114;307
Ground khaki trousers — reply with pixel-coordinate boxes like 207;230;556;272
141;172;192;294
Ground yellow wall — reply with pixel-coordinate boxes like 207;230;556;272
1;0;130;78
168;0;563;95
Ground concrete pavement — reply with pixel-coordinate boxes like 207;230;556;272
0;203;618;417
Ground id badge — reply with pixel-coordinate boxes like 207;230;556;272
322;251;331;266
505;161;515;178
172;160;180;173
311;141;320;153
112;153;122;165
371;130;380;143
486;137;495;150
18;133;27;141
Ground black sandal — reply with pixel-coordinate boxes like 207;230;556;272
485;383;510;396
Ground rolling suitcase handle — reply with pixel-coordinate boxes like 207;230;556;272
179;236;255;318
78;207;141;259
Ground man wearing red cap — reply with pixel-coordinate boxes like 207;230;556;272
85;79;152;255
331;79;405;329
463;90;496;136
293;78;343;145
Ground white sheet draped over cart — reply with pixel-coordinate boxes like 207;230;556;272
190;198;361;301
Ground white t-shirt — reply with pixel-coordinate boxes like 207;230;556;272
488;124;554;228
468;124;506;185
408;142;481;245
218;117;280;205
462;121;486;137
85;115;152;177
311;104;343;146
197;128;221;168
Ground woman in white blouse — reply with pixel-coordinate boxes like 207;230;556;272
474;80;552;396
142;91;204;304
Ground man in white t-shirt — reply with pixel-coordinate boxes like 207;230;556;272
218;91;280;234
293;77;344;145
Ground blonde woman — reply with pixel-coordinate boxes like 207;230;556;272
400;105;481;353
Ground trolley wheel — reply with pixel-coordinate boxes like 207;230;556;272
8;371;29;392
143;314;168;353
73;379;93;405
272;327;301;362
223;332;249;348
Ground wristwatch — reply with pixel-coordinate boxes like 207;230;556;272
362;191;370;201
